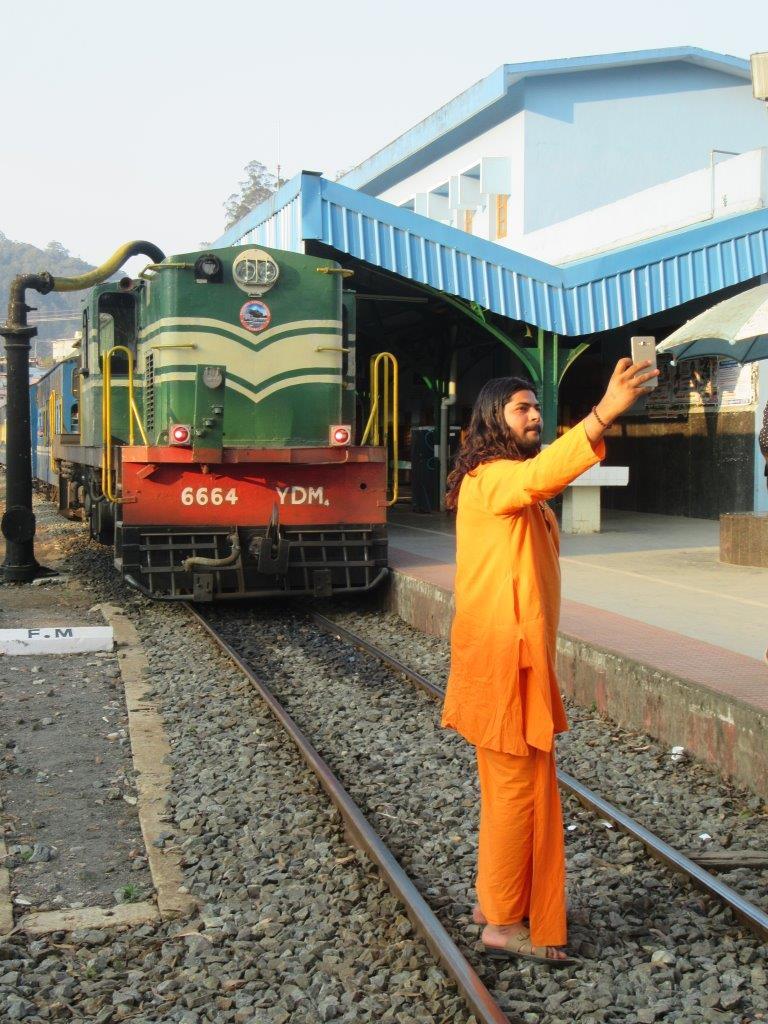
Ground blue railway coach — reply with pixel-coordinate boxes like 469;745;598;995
0;357;79;489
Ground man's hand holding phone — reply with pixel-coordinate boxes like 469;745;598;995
585;356;660;442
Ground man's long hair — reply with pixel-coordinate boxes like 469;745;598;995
445;376;537;510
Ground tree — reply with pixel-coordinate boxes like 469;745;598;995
224;161;284;230
45;241;70;259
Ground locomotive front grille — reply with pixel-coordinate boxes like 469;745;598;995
117;523;387;600
144;354;155;431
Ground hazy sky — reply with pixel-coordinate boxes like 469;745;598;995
1;0;765;268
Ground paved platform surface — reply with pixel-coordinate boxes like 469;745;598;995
389;508;767;665
0;496;155;929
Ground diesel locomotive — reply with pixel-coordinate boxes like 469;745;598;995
1;244;390;600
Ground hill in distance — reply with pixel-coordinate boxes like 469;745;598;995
0;233;95;357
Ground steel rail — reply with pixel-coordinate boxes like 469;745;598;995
185;605;514;1024
311;612;768;944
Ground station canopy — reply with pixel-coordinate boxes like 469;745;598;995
214;171;768;338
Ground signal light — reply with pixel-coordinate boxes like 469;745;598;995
169;424;191;446
193;253;223;284
330;424;351;446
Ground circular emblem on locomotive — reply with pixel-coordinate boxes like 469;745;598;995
239;299;272;334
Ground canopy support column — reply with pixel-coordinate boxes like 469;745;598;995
423;287;591;443
535;330;591;443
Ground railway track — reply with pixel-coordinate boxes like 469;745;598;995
187;603;514;1024
309;611;768;946
16;485;765;1022
187;602;768;1024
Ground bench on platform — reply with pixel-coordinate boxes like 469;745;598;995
562;464;629;534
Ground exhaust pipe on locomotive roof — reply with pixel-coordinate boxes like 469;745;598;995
1;240;166;583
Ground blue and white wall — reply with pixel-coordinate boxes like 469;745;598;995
364;54;768;266
520;61;766;232
377;115;526;241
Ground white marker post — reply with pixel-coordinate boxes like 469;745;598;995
0;627;114;656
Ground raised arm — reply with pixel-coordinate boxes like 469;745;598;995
475;425;603;513
475;358;658;515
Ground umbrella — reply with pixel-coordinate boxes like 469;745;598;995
656;284;768;364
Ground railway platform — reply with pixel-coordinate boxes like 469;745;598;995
386;508;768;800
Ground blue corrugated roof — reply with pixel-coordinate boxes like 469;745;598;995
338;48;750;195
213;172;768;338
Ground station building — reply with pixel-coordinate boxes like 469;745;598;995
216;47;768;520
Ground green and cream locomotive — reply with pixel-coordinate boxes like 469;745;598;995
49;244;388;599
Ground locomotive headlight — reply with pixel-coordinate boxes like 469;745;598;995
232;248;280;296
233;259;258;287
257;258;278;285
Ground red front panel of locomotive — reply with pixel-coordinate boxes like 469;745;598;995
120;451;387;527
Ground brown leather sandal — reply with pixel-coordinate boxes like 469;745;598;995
483;931;577;966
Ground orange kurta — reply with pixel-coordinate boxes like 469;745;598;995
442;423;605;754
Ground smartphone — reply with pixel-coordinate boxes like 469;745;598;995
630;336;658;389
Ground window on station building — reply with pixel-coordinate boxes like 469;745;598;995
495;194;509;239
463;209;474;233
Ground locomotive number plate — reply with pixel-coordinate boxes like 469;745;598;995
120;459;387;527
180;486;239;507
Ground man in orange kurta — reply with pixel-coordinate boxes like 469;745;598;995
442;358;657;964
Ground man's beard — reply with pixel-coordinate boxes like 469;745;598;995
512;427;542;458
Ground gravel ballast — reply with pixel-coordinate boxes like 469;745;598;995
3;484;766;1023
206;603;768;1024
1;494;467;1023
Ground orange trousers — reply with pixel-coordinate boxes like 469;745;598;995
475;744;567;947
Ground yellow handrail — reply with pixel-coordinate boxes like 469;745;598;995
47;390;63;471
101;345;148;503
139;261;192;280
315;266;354;278
361;351;399;507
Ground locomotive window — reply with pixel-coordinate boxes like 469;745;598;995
98;293;137;375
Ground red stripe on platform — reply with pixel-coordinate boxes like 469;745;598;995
559;599;768;712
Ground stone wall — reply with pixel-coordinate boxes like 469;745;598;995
604;410;755;519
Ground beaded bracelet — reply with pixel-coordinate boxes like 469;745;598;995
591;405;612;429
